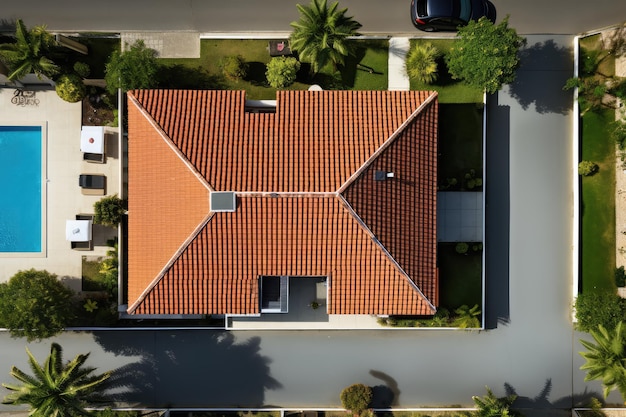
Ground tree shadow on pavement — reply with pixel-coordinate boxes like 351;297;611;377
508;39;573;115
369;369;400;408
502;379;603;416
93;330;282;408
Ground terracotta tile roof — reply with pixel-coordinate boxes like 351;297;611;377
127;89;438;316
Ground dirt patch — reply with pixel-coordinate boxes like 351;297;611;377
81;90;115;126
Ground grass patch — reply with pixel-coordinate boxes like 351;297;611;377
438;103;483;188
438;243;482;310
579;34;615;77
408;39;483;103
340;39;388;90
580;109;616;293
158;39;388;99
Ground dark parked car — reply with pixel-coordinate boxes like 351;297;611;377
410;0;496;32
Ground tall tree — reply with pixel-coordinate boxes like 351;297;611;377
290;0;362;74
0;269;75;342
580;322;626;402
445;16;525;94
2;343;111;416
104;39;159;94
0;19;59;80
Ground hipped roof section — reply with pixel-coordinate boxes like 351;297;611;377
126;89;439;316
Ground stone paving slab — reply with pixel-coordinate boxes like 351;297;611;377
121;32;200;58
388;37;410;91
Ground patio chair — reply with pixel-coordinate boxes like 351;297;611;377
83;152;105;163
79;174;106;195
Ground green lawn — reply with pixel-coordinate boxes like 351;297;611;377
409;39;483;103
158;39;388;99
438;103;483;188
580;109;616;292
579;34;615;77
437;243;482;310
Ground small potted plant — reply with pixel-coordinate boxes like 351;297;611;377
310;301;320;309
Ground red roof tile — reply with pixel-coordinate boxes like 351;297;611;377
127;89;438;316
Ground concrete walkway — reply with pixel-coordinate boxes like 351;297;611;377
388;37;411;90
121;32;200;58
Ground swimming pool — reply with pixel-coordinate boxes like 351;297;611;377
0;125;43;253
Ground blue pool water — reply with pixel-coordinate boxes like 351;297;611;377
0;126;42;252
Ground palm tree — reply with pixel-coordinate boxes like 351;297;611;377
2;343;111;416
289;0;362;74
405;42;440;84
453;304;482;328
580;322;626;402
0;19;59;81
472;386;519;417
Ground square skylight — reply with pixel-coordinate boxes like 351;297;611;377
211;191;236;212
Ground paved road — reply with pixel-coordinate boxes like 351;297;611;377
1;32;610;412
1;0;625;35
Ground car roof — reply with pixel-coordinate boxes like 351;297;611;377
426;0;455;18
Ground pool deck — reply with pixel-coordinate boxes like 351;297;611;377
0;88;120;293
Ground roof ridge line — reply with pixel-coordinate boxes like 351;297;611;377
336;194;437;313
236;191;337;197
336;91;438;194
127;92;214;193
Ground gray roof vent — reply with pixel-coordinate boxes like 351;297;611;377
211;191;237;212
374;170;395;181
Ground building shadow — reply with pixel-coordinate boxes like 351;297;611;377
484;93;511;328
508;39;573;115
93;330;282;407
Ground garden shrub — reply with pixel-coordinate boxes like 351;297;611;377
472;243;483;252
616;266;626;288
94;194;126;227
220;55;248;80
455;242;469;254
578;160;599;176
266;56;301;88
580;47;601;76
612;78;626;100
453;304;481;328
405;42;440;84
55;73;86;103
464;168;482;190
340;383;372;416
73;61;91;78
574;290;625;332
440;177;458;190
612;120;626;150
